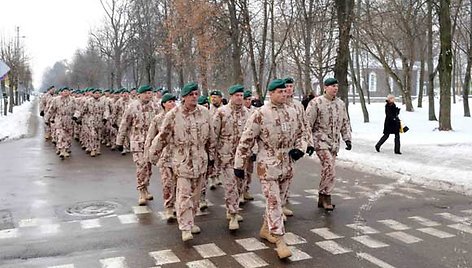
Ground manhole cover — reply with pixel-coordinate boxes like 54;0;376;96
66;201;121;217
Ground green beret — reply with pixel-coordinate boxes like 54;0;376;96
130;87;137;92
228;84;245;95
284;77;294;84
268;79;286;91
161;93;177;103
137;85;153;94
161;89;170;95
61;86;71;91
243;90;252;99
181;82;199;97
324;78;338;86
92;88;102;93
198;95;209;105
210;90;222;97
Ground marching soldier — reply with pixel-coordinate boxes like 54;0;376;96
116;85;156;206
305;78;352;211
213;84;250;230
207;90;224;189
149;82;215;242
240;90;256;202
39;86;55;140
145;93;178;221
234;79;305;259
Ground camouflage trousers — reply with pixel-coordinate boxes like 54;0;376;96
242;157;254;194
56;126;73;151
44;123;51;139
260;174;291;236
132;152;152;190
316;149;337;195
176;174;204;231
221;165;241;214
159;166;176;209
88;124;102;152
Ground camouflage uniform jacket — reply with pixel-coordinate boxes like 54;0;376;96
114;97;129;127
213;101;250;166
45;96;76;127
233;101;304;178
145;110;172;167
40;93;54;114
74;97;106;126
286;97;313;150
305;94;352;153
149;105;216;178
116;99;156;152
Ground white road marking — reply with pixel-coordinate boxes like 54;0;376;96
193;243;226;258
417;227;455;238
235;238;269;251
39;224;60;235
386;231;422;244
289;194;302;198
149;249;180;265
118;214;138;224
436;213;470;224
378;219;410;230
132;206;152;214
408;216;440;227
303;189;318;194
288;200;301;205
399;187;424;194
315;240;352;255
186;259;217;268
0;228;19;239
353;185;373;192
305;195;318;199
19;218;40;228
195;210;210;216
346;223;379;234
310;228;344;240
31;199;48;208
232;252;268;268
251;200;266;208
352;235;389;248
284;232;307;245
100;256;127;268
80;219;101;229
448;223;472;234
332;193;355;200
389;192;415;199
47;265;75;268
462;209;472;214
357;252;396;268
288;246;312;262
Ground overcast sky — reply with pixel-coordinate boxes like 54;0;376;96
0;0;105;89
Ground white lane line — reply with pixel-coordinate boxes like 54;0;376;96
353;185;373;192
399;187;424;194
332;193;355;200
251;200;266;208
289;194;302;198
462;209;472;214
288;200;301;205
310;228;344;239
19;218;40;228
99;256;127;268
283;232;307;245
0;228;19;239
436;213;470;224
39;224;60;235
408;216;440;227
448;223;472;234
235;238;269;251
352;235;389;248
417;228;455;238
386;231;422;244
193;243;226;258
346;223;380;234
288;246;312;262
305;195;318;199
357;252;396;268
232;252;268;268
389;192;415;199
304;189;318;194
186;259;218;268
118;214;138;224
132;206;152;214
315;240;352;255
47;265;75;268
378;219;410;230
149;249;180;265
80;219;101;229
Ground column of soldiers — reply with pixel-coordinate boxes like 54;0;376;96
38;77;351;260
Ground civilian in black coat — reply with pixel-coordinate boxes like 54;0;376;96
375;94;402;154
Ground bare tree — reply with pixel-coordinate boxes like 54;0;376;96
438;0;453;130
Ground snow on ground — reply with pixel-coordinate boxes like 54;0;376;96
334;97;472;195
0;98;34;142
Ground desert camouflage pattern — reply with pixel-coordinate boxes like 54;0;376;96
45;95;76;153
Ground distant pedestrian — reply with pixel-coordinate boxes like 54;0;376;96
375;94;402;154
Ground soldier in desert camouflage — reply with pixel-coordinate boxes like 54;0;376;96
145;93;178;221
234;79;305;259
240;90;256;203
213;84;250;231
39;85;55;140
207;90;224;189
149;82;215;242
305;78;352;211
116;85;156;206
113;88;131;155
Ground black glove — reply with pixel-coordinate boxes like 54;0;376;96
306;146;315;156
250;154;257;161
72;116;78;121
345;140;352;150
45;121;50;126
234;168;245;179
403;126;409;133
50;120;55;124
116;144;124;152
102;118;107;124
289;149;304;161
208;159;215;166
112;123;119;129
40;111;44;117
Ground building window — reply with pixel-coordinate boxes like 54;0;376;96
369;72;377;92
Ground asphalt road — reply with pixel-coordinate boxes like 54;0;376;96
0;106;471;268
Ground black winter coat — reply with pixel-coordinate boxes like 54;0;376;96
383;102;401;134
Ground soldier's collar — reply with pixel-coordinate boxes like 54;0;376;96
323;94;336;101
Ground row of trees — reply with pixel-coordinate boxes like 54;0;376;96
41;0;471;130
0;27;33;115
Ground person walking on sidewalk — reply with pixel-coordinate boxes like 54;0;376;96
375;94;402;154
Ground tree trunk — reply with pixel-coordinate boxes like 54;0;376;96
334;0;355;109
349;53;369;122
462;0;472;117
8;78;15;113
242;0;260;97
418;50;425;108
228;0;243;84
165;52;172;92
427;0;438;121
303;0;314;96
437;0;453;130
259;0;269;99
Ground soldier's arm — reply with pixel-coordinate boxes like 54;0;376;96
44;99;56;122
305;100;318;136
234;111;260;170
149;112;173;160
144;114;160;154
340;104;352;142
207;112;217;162
212;110;222;141
116;105;133;146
